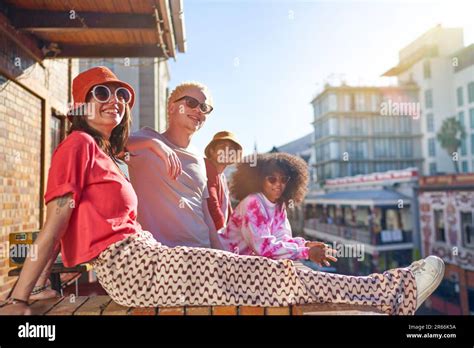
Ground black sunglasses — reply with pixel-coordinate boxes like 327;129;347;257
174;95;213;114
265;175;291;185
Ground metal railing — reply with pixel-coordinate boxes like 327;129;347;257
304;219;412;245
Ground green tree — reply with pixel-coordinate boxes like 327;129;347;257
436;116;466;173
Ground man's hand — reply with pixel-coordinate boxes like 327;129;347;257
307;241;338;267
149;138;182;180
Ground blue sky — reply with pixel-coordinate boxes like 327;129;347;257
169;0;474;154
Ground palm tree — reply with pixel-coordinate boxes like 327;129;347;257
436;116;466;173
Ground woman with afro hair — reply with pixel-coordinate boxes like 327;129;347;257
218;152;337;266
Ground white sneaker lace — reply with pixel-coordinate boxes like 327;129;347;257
410;260;426;274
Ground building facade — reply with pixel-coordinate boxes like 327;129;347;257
418;174;474;315
311;84;423;183
304;168;419;276
384;25;474;175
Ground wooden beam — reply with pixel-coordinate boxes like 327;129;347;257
155;0;176;59
11;9;156;31
0;11;44;63
54;44;165;58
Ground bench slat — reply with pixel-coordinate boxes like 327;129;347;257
212;306;238;315
45;296;88;315
101;300;130;315
74;295;112;315
129;307;157;315
292;303;386;315
265;306;291;315
158;307;184;315
239;306;265;315
28;297;64;315
185;306;211;315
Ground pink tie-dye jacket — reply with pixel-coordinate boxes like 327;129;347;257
218;193;309;260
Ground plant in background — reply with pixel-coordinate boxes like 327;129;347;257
436;116;466;173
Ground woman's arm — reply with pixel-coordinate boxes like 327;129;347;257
240;199;309;260
0;193;74;314
202;195;224;250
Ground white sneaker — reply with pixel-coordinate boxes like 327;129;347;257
408;255;445;310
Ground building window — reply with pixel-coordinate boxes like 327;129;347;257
461;212;474;248
428;138;436;156
50;113;66;155
471;134;474;155
328;93;337;111
457;86;464;107
385;209;401;230
470;108;474;129
469;288;474;315
423;60;431;79
461;136;467;156
374;139;395;158
434;209;446;242
429;162;437;175
426;113;434;132
425;89;433;109
400;116;412;134
399;139;412;158
313;101;321;119
462;161;469;172
347;140;368;159
458;111;465;126
434;278;460;305
371;94;379;112
468;81;474;104
356;93;365;111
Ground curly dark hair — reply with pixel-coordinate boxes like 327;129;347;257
229;152;309;206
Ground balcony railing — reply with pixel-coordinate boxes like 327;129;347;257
304;219;412;245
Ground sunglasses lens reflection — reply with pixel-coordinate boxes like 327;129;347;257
185;97;199;109
116;87;132;104
94;86;110;102
200;104;211;113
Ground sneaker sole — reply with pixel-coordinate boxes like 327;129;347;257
416;256;445;310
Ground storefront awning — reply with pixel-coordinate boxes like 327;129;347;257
305;189;411;206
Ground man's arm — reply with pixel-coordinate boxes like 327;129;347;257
125;133;182;179
206;185;226;231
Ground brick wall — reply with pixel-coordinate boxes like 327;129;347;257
0;75;42;297
0;32;75;299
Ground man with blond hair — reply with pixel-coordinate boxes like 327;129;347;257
125;82;222;248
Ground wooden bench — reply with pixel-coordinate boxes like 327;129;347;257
8;231;92;296
25;295;386;315
8;264;92;296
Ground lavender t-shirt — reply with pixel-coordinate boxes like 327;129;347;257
127;127;211;247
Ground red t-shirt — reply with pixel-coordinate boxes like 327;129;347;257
44;131;140;267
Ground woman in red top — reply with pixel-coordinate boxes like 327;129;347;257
0;67;444;315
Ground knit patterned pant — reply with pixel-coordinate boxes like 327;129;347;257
91;230;417;315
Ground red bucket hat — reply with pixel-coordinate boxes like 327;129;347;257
68;66;135;121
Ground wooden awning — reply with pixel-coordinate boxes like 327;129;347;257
0;0;186;60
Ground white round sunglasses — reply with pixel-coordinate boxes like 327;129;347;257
89;84;132;104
